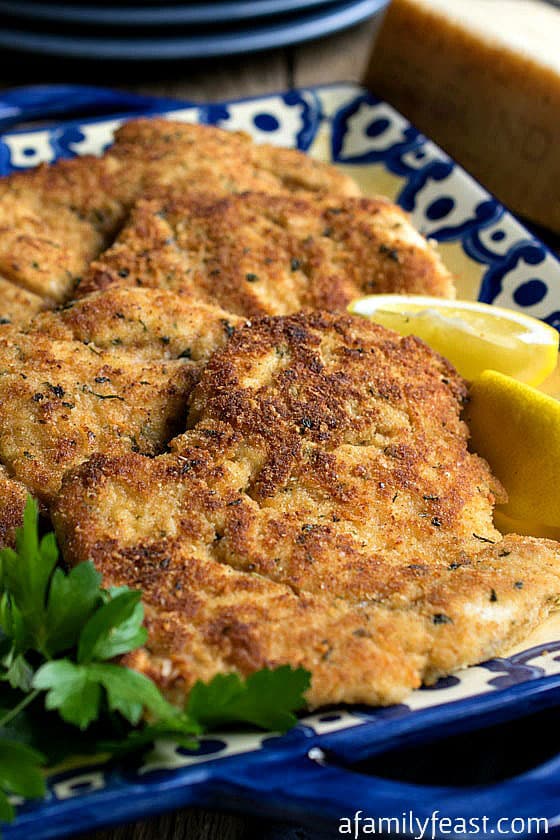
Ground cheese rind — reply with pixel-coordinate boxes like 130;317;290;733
365;0;560;233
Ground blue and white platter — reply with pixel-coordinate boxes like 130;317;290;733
1;83;560;839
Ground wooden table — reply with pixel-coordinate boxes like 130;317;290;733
2;16;381;100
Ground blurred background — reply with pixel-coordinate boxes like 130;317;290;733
0;0;389;96
0;0;557;242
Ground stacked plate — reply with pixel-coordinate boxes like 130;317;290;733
0;0;389;61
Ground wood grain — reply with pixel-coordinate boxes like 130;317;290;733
121;48;292;103
293;16;381;87
81;807;248;840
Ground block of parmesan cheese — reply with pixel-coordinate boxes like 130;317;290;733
365;0;560;233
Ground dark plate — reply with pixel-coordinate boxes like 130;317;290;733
0;0;388;59
0;0;346;26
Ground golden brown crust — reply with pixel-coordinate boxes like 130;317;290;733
0;287;242;506
85;536;433;708
0;466;28;547
0;157;115;309
0;118;360;316
109;119;360;200
0;277;47;327
78;191;455;308
53;312;560;708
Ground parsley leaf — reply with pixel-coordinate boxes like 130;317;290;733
87;663;187;727
33;662;197;732
0;498;57;653
187;666;310;732
0;594;25;656
0;738;45;823
32;661;102;730
77;589;146;663
98;721;198;757
1;653;33;692
44;562;102;656
0;498;311;828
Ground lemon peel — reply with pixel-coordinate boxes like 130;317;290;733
467;370;560;529
349;294;558;385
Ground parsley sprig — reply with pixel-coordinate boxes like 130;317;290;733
0;498;310;826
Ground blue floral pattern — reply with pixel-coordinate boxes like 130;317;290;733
2;83;560;839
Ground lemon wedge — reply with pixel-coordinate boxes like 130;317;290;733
349;294;559;385
467;370;560;528
493;510;560;542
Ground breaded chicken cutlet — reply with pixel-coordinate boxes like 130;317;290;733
52;312;560;708
0;466;27;547
0;287;242;516
78;191;454;311
0;119;359;325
